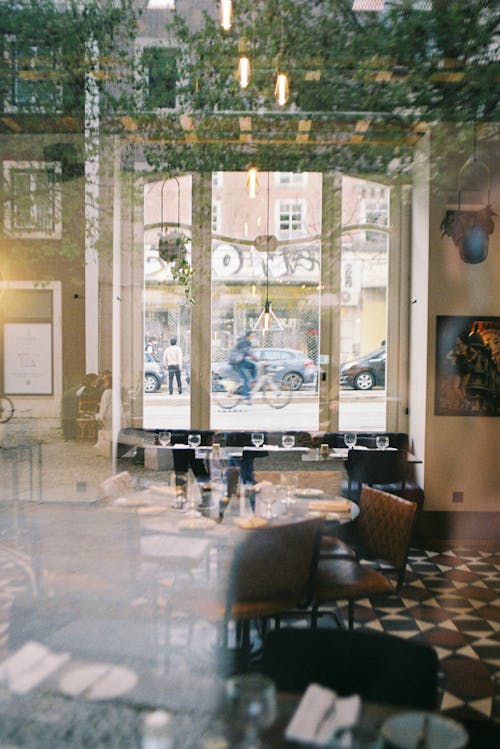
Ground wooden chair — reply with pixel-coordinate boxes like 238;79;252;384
311;486;417;629
261;628;439;710
172;516;324;665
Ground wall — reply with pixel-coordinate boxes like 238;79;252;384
412;125;499;513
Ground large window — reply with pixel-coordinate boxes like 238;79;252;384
3;161;61;238
140;46;177;110
4;39;62;112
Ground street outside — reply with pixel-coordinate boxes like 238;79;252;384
144;385;386;432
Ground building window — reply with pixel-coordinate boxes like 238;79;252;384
4;161;62;238
275;172;307;187
141;46;177;110
212;201;221;233
4;38;62;112
212;172;223;188
278;200;306;238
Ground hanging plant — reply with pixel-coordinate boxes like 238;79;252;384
440;205;496;264
170;245;194;304
158;230;188;263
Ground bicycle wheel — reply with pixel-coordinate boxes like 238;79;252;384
0;395;14;423
262;381;292;409
214;379;240;410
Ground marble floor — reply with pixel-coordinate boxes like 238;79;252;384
0;495;498;748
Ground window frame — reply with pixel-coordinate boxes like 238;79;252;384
3;160;62;239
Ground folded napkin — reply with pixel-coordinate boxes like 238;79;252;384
0;641;69;695
285;683;361;746
308;499;351;513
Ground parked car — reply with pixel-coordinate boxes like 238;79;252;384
340;346;386;390
212;347;317;391
144;352;165;393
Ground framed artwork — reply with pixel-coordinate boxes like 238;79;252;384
435;316;500;416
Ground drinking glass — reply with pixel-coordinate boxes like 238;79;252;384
225;673;277;749
376;435;389;450
344;433;357;449
260;484;275;520
158;431;171;447
187;433;201;448
251;432;264;448
281;434;295;449
281;472;298;509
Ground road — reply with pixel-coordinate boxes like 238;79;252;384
144;388;386;432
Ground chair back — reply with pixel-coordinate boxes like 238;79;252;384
228;517;324;608
357;486;416;572
261;628;439;710
347;448;407;486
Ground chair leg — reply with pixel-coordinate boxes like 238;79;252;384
348;601;354;630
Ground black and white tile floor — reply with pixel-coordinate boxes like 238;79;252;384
331;548;500;724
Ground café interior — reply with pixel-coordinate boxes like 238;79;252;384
0;1;498;747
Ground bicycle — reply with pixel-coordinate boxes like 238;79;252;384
0;395;14;423
213;361;292;410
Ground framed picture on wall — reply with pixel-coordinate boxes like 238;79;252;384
435;316;500;416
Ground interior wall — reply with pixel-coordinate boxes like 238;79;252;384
418;125;499;511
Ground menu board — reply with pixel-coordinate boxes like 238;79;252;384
3;322;53;395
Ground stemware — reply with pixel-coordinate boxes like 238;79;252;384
344;432;357;450
376;435;389;450
251;432;264;448
281;434;295;449
158;431;171;447
260;484;275;520
225;673;277;749
187;433;202;448
281;472;298;510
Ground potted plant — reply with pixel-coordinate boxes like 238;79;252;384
158;231;188;263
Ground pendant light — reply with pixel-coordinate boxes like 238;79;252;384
220;0;232;31
246;166;259;199
238;56;251;88
275;72;289;106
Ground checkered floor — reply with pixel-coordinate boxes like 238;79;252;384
333;548;500;724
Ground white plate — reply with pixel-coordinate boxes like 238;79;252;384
295;488;324;497
381;711;468;749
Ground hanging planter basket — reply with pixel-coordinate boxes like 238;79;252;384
158;232;187;263
440;159;496;264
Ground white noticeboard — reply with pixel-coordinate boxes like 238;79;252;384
4;322;53;395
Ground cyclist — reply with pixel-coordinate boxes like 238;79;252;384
229;330;257;405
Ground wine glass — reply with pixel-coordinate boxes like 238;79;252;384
225;673;277;749
187;433;201;448
344;432;357;450
281;472;298;510
158;431;171;447
376;435;389;450
251;432;264;448
260;484;275;520
281;434;295;449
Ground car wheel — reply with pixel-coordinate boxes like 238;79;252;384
354;371;375;390
282;371;303;391
144;374;160;393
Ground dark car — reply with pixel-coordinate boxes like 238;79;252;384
144;352;165;393
340;346;386;390
212;347;317;391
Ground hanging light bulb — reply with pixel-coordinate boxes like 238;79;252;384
246;167;259;199
275;71;289;106
237;56;251;88
220;0;232;31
